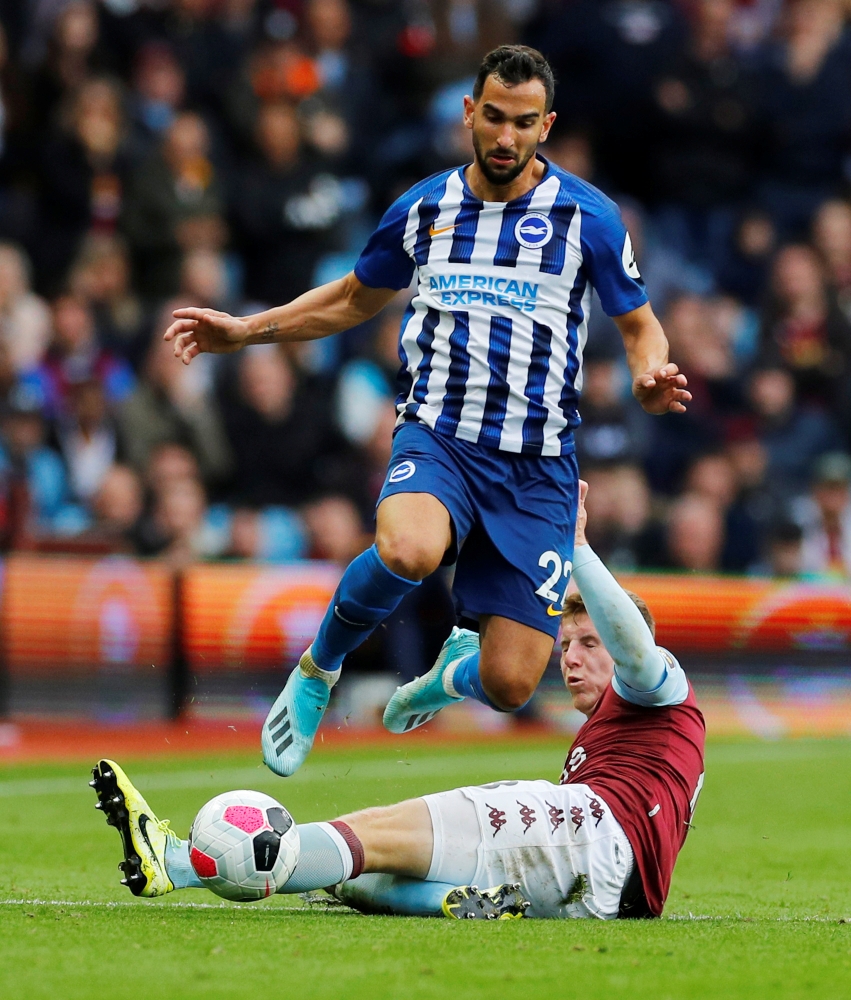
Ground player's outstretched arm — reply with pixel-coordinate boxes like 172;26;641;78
614;303;692;416
572;481;688;708
164;272;397;365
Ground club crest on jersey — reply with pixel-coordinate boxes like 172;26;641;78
515;212;554;250
388;460;416;483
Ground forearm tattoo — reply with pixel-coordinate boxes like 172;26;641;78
259;321;279;342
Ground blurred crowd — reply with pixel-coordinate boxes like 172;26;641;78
0;0;849;589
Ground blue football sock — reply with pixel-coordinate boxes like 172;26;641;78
311;545;420;672
450;652;506;711
164;838;203;889
335;874;456;917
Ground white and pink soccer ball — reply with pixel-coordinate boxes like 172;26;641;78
189;790;300;901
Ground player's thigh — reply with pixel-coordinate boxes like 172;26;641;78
338;797;434;879
453;450;578;641
375;423;475;579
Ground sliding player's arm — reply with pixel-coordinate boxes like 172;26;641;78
165;273;397;365
571;482;688;708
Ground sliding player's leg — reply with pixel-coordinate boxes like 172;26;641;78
261;492;451;776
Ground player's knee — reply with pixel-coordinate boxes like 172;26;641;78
375;531;443;581
483;673;536;712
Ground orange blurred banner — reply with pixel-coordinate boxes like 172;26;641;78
2;558;851;679
616;573;851;653
182;562;341;671
1;554;173;674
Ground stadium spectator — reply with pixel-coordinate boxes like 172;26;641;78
582;463;664;570
574;355;649;469
67;234;148;368
56;377;117;503
649;0;761;277
758;243;851;412
746;365;843;498
84;462;145;552
334;302;402;447
665;491;726;572
793;450;851;578
36;76;133;293
219;343;359;507
755;0;851;237
765;519;806;578
230;100;344;305
0;242;51;373
127;42;186;155
26;1;103;132
35;293;134;418
302;493;368;565
0;383;80;536
811;198;851;320
122;111;225;297
118;306;231;487
144;473;220;567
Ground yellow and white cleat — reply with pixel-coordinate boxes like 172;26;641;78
442;883;530;920
89;759;175;898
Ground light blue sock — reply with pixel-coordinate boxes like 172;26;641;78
165;838;203;889
450;652;507;711
335;874;456;916
165;823;353;893
276;823;349;893
311;545;420;672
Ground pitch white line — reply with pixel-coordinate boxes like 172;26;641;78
0;899;845;922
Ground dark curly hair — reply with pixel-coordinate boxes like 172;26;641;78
473;45;556;113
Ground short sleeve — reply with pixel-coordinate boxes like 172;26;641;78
354;196;417;291
581;201;648;318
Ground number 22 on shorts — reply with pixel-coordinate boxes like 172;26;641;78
535;550;572;612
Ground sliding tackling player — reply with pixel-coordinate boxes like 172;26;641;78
163;44;691;779
92;482;706;920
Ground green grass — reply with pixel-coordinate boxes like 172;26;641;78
2;738;851;999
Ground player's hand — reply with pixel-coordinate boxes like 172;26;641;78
575;479;588;547
632;364;691;415
164;308;250;365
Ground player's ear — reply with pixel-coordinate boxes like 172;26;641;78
463;94;475;129
539;111;557;143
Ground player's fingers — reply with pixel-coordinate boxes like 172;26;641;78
172;331;197;357
668;399;688;413
164;319;197;341
181;342;200;365
579;479;588;502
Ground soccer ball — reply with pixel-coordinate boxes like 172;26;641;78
188;790;300;901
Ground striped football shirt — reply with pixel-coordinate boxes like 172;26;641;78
354;156;647;457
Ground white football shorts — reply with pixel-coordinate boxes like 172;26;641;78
423;779;633;919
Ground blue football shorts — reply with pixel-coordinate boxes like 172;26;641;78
377;420;578;638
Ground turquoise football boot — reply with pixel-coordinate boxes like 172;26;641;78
382;626;479;734
262;647;338;776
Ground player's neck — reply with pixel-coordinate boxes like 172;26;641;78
464;154;547;204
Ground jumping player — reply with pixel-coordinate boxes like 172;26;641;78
164;45;692;778
91;482;706;919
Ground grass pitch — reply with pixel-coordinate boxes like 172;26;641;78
2;737;851;999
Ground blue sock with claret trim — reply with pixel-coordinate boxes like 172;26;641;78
450;653;509;712
311;545;420;673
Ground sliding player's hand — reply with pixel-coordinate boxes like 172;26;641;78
633;364;691;415
164;308;250;365
575;479;589;547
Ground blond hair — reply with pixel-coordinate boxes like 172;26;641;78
561;590;656;638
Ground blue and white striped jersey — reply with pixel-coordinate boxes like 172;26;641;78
354;157;647;457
